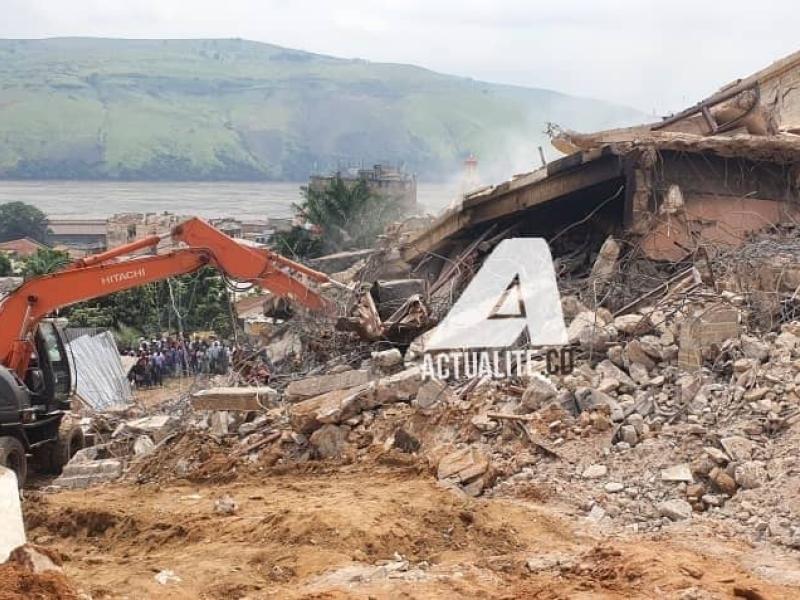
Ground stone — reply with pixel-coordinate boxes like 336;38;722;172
574;387;616;413
589;237;621;286
413;378;453;410
587;504;606;522
582;464;607;479
626;413;645;435
605;482;624;493
704;447;729;464
619;425;638;446
628;362;650;385
285;369;371;402
734;461;766;490
309;424;350;460
614;314;652;335
154;570;182;585
133;435;155;456
720;436;754;462
710;467;738;496
520;374;558;412
289;385;368;434
437;448;490;485
214;495;238;516
561;295;588;320
0;466;25;563
741;336;770;362
371;348;403;369
626;340;656;369
661;464;693;483
568;311;611;350
7;544;62;574
596;359;637;391
658;499;693;521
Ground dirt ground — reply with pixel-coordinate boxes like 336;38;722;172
21;459;800;600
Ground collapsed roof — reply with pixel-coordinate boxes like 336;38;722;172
402;49;800;264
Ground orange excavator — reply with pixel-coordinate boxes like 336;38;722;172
0;217;337;485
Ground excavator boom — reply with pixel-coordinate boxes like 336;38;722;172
0;218;334;379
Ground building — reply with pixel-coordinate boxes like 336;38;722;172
47;219;107;253
0;237;48;258
402;49;800;265
309;164;417;214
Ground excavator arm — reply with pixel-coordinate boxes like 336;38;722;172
0;218;336;379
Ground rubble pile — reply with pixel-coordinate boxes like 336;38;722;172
44;221;800;559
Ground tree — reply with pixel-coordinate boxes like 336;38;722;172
0;253;11;277
0;202;49;243
280;175;404;257
21;248;70;278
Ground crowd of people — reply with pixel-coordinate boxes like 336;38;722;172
125;336;237;389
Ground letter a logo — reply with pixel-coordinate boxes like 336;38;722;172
425;238;567;350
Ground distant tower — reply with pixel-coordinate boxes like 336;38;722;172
461;153;480;196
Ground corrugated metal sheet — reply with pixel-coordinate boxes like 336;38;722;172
68;332;132;411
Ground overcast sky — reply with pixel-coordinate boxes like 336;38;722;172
1;0;797;114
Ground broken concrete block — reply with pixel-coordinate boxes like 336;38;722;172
54;458;123;489
374;367;423;406
619;425;638;446
122;415;177;443
582;464;607;479
520;373;557;412
214;495;238;516
625;340;656;369
720;436;754;462
308;248;375;274
589;237;621;287
658;499;693;521
191;386;279;411
741;336;770;362
413;379;454;410
285;369;371;402
437;448;490;491
310;424;350;459
133;435;155;456
568;311;611;350
613;314;651;335
661;464;693;483
371;348;403;369
710;467;738;496
289;385;368;434
734;461;766;489
0;466;25;563
8;544;62;574
209;411;233;436
595;359;636;391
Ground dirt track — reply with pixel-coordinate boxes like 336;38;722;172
21;461;800;599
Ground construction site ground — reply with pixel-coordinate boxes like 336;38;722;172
18;391;800;600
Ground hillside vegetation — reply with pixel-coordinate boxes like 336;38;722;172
0;38;644;180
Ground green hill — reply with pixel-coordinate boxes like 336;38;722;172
0;38;645;181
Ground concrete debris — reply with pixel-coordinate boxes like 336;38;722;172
7;544;63;574
658;499;693;521
191;386;279;411
661;464;694;483
310;424;350;459
0;466;25;563
437;447;492;496
214;495;238;516
284;369;371;402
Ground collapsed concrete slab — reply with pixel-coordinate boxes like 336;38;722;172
285;369;371;403
191;386;279;411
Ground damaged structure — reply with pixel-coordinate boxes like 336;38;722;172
403;49;800;266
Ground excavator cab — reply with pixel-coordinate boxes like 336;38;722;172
27;321;74;411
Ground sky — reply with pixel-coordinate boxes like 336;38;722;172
1;0;797;114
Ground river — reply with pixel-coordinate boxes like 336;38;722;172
0;181;458;220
